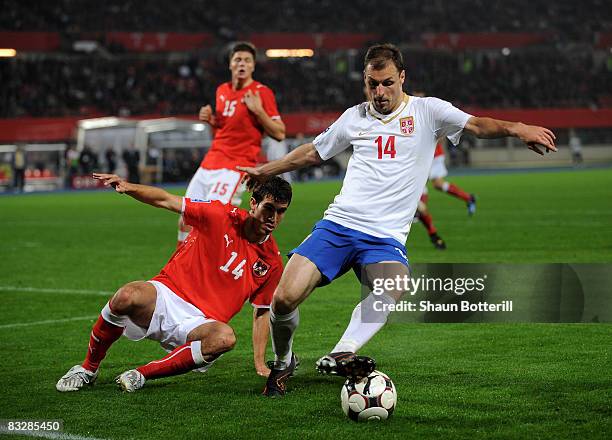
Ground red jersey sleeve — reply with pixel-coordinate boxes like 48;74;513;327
258;85;281;120
249;261;281;308
182;198;227;230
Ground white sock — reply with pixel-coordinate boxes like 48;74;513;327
190;340;219;373
332;292;395;353
101;302;128;327
441;181;450;192
270;308;299;368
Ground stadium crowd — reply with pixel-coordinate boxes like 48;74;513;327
2;49;610;118
2;0;609;40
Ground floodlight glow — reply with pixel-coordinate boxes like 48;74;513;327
0;49;17;57
265;49;314;58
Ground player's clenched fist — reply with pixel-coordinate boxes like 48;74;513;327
199;105;216;126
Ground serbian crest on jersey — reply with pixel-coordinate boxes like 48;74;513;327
400;116;414;135
252;258;270;277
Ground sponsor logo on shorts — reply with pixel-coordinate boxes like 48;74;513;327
191;198;211;203
253;258;270;277
400;116;414;135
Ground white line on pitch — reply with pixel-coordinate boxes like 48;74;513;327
0;428;109;440
0;286;112;296
0;316;97;330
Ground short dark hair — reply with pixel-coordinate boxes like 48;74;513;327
252;176;292;205
230;41;257;62
364;43;404;72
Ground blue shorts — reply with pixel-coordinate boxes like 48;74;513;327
289;220;409;285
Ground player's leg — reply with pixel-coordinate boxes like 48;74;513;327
271;254;321;360
432;177;476;214
262;254;322;397
334;261;408;349
319;236;410;377
416;198;446;250
56;281;157;392
116;321;236;392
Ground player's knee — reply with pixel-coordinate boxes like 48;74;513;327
272;292;298;315
110;283;142;314
211;325;236;353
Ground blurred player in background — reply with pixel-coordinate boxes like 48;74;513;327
429;139;477;215
57;173;291;393
415;192;446;249
239;43;556;397
178;41;285;246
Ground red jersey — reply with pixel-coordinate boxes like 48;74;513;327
434;143;445;158
201;80;281;170
153;199;282;323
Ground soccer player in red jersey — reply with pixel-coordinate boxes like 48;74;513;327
56;173;291;393
429;140;476;215
178;41;285;246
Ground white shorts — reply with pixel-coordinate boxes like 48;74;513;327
185;167;245;206
429;155;448;180
123;280;216;351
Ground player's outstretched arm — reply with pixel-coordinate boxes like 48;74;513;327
252;308;271;377
237;142;322;185
93;173;182;213
464;117;557;155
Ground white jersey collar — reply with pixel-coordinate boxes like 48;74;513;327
368;94;411;124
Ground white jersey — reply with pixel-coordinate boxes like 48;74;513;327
313;94;471;244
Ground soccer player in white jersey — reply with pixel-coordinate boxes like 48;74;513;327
239;43;557;397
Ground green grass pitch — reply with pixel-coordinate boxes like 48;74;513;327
0;168;611;439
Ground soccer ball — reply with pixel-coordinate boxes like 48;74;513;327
340;370;397;422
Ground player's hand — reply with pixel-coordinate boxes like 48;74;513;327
243;90;264;115
255;363;271;377
237;166;270;192
198;105;216;126
92;173;129;193
515;123;557;155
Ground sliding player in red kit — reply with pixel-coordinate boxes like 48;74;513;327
56;173;291;393
178;41;285;246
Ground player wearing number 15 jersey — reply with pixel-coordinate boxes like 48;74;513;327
57;173;291;393
239;43;557;397
178;42;285;246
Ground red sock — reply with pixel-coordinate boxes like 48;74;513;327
137;343;198;380
445;183;471;202
82;315;124;372
419;212;437;235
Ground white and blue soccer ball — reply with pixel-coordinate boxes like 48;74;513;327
340;370;397;422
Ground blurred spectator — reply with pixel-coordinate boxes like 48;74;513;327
13;144;26;192
569;129;584;166
65;145;79;186
263;136;292;182
79;145;98;174
105;147;117;173
122;145;140;183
